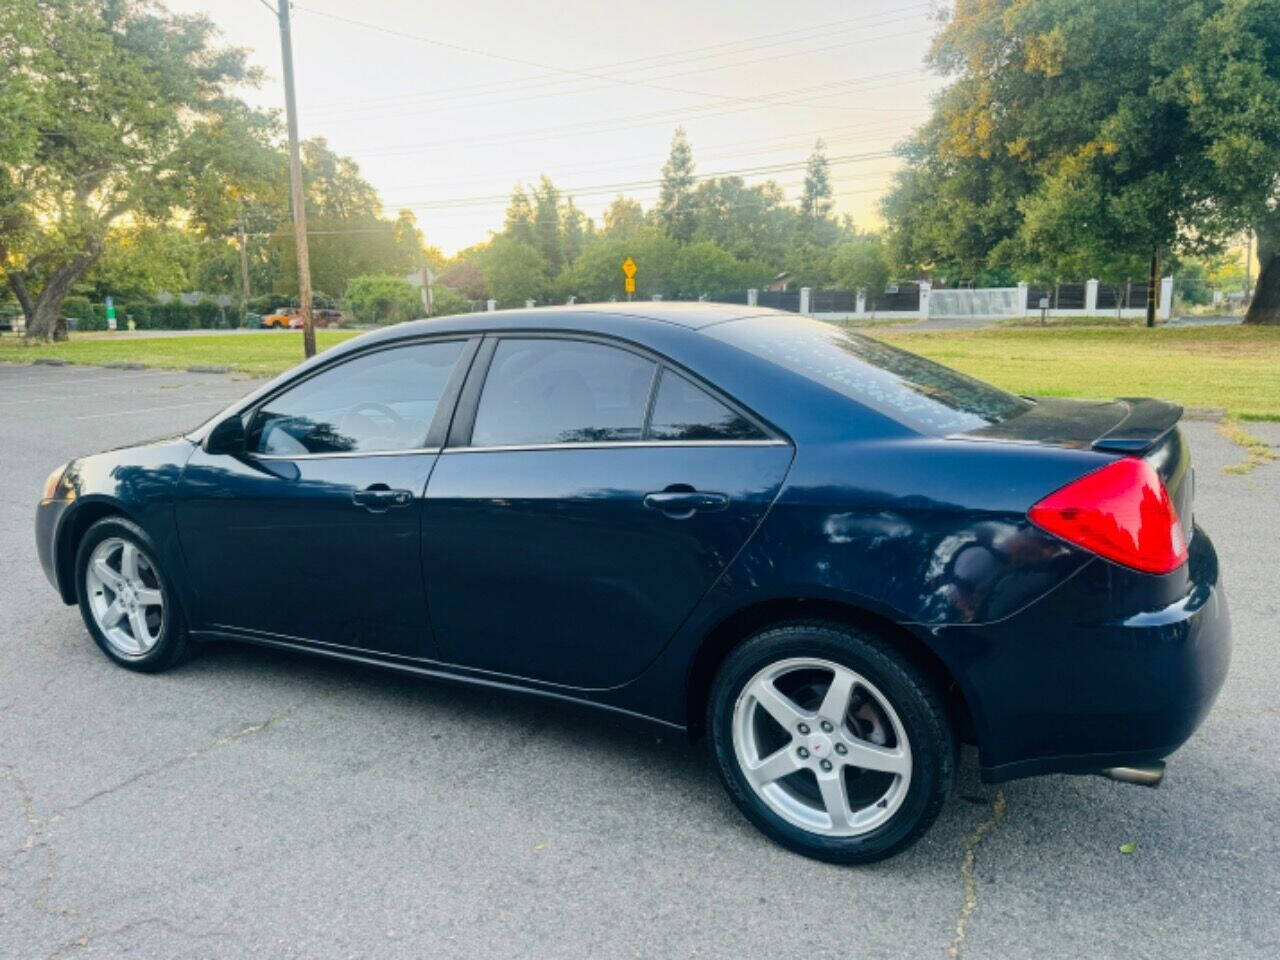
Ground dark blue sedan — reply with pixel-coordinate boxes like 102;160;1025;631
35;304;1229;862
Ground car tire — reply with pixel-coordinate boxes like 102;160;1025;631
707;620;953;864
75;516;195;673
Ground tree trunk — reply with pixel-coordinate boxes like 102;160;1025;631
20;249;101;342
1244;224;1280;325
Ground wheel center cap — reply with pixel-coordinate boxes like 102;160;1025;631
806;732;833;759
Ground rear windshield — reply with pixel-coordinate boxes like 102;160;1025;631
710;316;1032;436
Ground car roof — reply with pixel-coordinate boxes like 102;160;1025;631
377;302;784;337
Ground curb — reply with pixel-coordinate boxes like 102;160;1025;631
186;365;232;374
1183;407;1227;422
104;361;147;370
33;357;69;366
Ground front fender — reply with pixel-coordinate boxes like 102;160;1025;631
43;439;196;607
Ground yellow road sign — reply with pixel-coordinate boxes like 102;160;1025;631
621;257;637;279
624;277;636;293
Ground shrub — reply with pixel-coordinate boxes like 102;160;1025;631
429;285;473;317
343;274;423;325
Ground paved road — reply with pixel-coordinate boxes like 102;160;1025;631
2;363;1277;959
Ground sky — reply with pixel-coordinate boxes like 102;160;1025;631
168;0;947;254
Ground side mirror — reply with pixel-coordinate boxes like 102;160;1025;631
206;414;246;455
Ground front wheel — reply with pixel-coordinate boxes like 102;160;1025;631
75;516;194;672
707;621;953;864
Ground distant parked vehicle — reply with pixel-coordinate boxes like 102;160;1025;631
294;308;343;329
262;307;297;329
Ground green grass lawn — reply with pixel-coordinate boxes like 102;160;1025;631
3;323;1279;419
0;330;360;378
877;325;1280;420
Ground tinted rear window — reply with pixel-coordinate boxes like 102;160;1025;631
710;316;1031;435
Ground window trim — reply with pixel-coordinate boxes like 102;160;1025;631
449;331;785;451
235;335;480;461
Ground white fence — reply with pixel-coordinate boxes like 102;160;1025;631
760;277;1175;322
928;287;1023;318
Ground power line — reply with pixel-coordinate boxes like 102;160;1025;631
304;3;932;117
379;151;896;211
350;80;931;159
307;19;932;121
241;181;896;235
376;120;914;195
293;4;924;115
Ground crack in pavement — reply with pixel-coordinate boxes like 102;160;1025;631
45;915;234;960
59;698;309;816
4;699;309;958
2;764;94;953
947;790;1007;960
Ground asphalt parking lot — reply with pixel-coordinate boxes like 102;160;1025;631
2;362;1278;959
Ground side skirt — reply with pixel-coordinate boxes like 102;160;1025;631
190;628;686;734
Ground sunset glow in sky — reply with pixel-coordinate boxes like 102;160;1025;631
171;0;947;253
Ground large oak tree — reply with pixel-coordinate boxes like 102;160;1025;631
0;0;267;339
883;0;1280;322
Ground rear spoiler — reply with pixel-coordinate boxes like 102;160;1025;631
1092;398;1183;454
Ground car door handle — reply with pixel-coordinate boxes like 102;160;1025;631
643;490;729;518
352;484;413;512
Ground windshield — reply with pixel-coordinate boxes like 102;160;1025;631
710;316;1032;436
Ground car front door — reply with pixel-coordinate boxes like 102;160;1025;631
422;335;793;689
176;337;475;658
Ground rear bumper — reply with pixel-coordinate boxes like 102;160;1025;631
933;525;1231;783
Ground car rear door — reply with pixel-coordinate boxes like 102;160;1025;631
421;334;793;689
176;336;476;658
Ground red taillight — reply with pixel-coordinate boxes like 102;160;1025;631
1028;457;1188;574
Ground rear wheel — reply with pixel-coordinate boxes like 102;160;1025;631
75;516;193;672
707;621;953;863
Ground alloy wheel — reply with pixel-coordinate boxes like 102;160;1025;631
84;537;166;657
731;657;912;837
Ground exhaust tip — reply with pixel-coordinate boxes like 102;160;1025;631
1098;762;1165;788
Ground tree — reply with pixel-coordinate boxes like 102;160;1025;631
272;149;423;298
800;140;835;228
671;241;770;299
882;0;1280;321
560;197;588;265
532;175;563;273
568;228;680;302
503;185;536;246
602;196;645;238
438;254;487;299
1;0;266;339
831;235;890;295
302;137;381;220
480;235;548;306
82;224;200;301
657;127;697;242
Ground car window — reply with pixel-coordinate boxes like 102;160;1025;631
248;340;466;455
647;370;765;441
471;338;656;446
709;315;1032;436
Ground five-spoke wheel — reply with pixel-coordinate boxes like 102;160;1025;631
75;516;192;671
733;657;912;837
709;621;953;864
84;537;166;657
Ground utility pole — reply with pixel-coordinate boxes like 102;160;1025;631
1146;248;1159;328
276;0;315;358
420;263;435;317
237;206;252;321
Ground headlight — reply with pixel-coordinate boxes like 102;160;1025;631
42;463;70;500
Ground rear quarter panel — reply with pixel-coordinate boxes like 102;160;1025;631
609;434;1115;726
